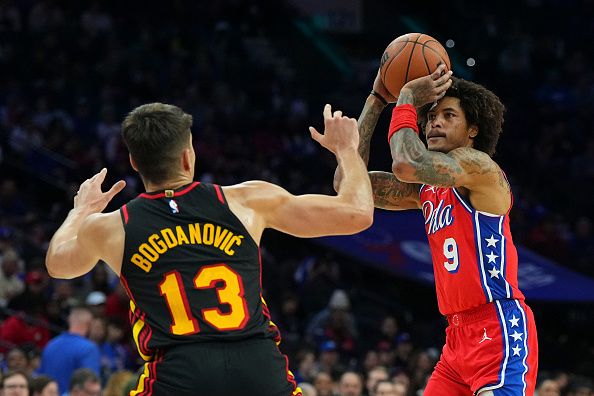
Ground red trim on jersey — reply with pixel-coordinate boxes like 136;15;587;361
139;324;153;358
119;275;136;303
214;184;225;204
138;182;200;199
258;248;263;289
121;205;129;224
281;350;302;395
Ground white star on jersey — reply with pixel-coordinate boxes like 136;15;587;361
486;251;499;263
510;330;523;342
512;345;522;356
488;266;500;278
486;235;499;247
509;315;520;328
426;186;436;193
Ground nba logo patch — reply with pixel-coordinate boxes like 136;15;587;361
169;199;179;214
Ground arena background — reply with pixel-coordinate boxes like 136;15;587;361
0;0;593;394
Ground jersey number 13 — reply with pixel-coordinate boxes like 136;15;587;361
158;263;249;335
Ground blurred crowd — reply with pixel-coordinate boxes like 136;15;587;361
0;0;593;395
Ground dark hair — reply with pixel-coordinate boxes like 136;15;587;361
30;375;55;394
418;78;505;157
121;103;193;184
69;368;100;391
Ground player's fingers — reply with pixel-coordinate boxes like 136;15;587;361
431;64;446;79
323;104;332;120
309;126;323;143
435;70;453;87
437;78;453;93
106;180;126;200
333;110;343;118
95;168;108;185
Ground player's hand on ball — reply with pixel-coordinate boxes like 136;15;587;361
372;69;397;104
400;64;453;107
309;104;359;155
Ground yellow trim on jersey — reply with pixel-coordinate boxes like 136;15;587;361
130;362;150;396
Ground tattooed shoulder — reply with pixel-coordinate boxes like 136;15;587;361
449;148;510;193
447;147;495;175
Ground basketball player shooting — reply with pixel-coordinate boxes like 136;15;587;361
336;53;539;394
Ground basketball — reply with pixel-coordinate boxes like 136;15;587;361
379;33;451;97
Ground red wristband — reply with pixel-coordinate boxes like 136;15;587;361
388;104;419;143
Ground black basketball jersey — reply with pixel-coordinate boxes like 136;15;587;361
119;182;279;361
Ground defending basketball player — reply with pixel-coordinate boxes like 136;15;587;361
46;103;373;396
335;64;538;395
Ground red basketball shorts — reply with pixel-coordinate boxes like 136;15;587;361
424;299;538;395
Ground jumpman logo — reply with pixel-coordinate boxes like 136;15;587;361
479;328;492;344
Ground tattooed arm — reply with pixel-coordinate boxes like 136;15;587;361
370;171;421;210
389;88;511;214
333;94;385;193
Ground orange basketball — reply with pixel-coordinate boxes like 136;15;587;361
379;33;451;97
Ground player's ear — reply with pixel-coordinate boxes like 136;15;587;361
129;154;139;172
181;148;192;172
468;126;478;139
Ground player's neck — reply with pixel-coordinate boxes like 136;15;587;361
145;175;194;193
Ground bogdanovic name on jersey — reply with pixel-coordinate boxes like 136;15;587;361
130;223;245;272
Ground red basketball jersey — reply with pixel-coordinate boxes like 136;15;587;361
419;185;525;315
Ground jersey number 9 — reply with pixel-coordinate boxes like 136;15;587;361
443;237;459;273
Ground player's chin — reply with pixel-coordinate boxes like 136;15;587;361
426;140;450;153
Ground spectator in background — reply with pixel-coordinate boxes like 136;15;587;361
306;289;358;354
0;249;24;307
313;372;335;396
0;370;29;396
373;380;397;396
374;316;400;352
8;270;48;314
84;291;106;318
0;305;50;354
38;307;100;395
102;370;134;396
315;340;345;379
29;376;58;396
565;378;594;396
3;348;28;376
298;382;318;396
68;369;101;396
294;348;317;383
338;371;363;396
365;366;389;396
392;333;413;371
536;378;560;396
393;382;406;396
100;319;132;377
391;371;410;396
103;284;129;330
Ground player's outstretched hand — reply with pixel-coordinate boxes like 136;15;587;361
372;69;397;104
400;64;453;107
309;104;359;155
74;168;126;214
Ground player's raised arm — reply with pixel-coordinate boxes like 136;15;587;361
333;71;421;211
46;169;126;279
225;105;373;239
